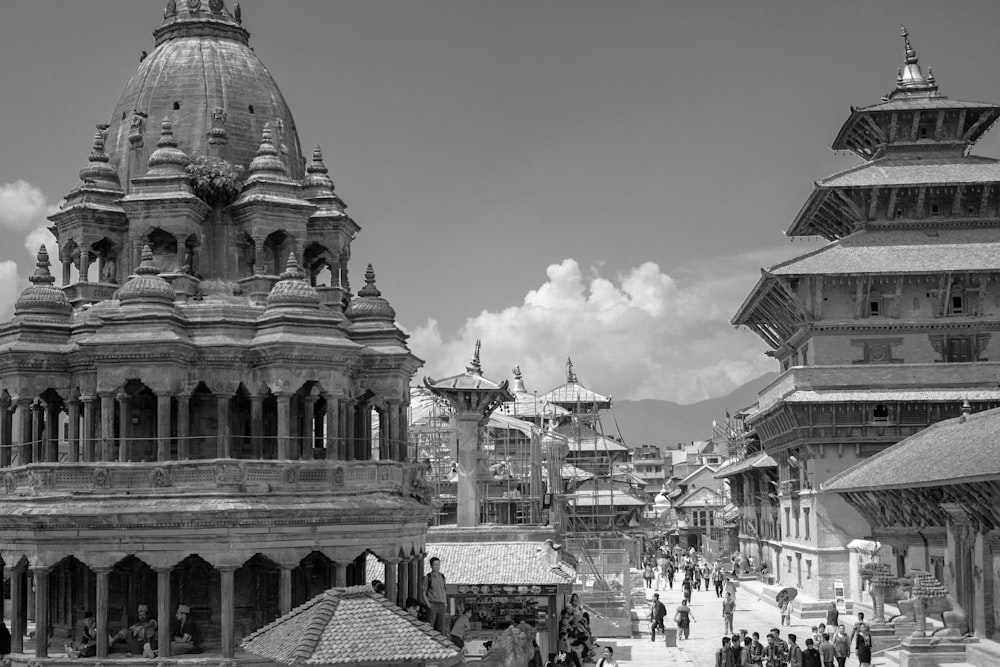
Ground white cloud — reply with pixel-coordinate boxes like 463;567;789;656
0;261;21;322
0;181;49;230
409;252;789;404
25;224;58;260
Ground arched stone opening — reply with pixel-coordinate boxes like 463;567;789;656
292;551;332;608
291;382;326;460
108;555;156;651
188;383;215;459
172;555;219;651
235;554;280;635
147;228;178;272
353;390;377;461
49;555;93;648
237;233;256;278
303;243;334;287
263;230;294;276
0;390;12;467
91;237;118;284
120;379;156;462
231;384;252;458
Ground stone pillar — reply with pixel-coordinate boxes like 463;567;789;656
44;402;58;462
276;393;291;459
216;394;231;458
131;240;142;275
116;391;129;462
32;566;49;657
398;402;409;462
14;398;31;465
10;563;25;653
409;558;420;601
81;396;96;462
416;556;426;603
176;394;190;460
100;393;115;462
343;399;354;461
252;235;265;275
279;565;293;616
157;393;171;461
301;395;316;460
250;395;264;458
397;559;409;607
383;560;398;602
95;567;110;657
220;566;236;658
455;415;483;528
363;406;373;461
0;397;12;468
67;398;80;463
79;248;90;284
386;399;400;461
335;562;348;588
62;258;71;286
323;394;337;459
30;401;42;464
156;567;172;658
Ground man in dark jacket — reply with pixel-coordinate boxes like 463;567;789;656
649;593;667;641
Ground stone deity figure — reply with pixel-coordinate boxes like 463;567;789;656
102;256;117;283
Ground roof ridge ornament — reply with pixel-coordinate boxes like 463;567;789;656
566;357;577;384
467;340;483;376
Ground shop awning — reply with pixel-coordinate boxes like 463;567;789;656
425;541;576;586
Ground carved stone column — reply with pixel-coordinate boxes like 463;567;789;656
252;235;265;275
99;393;115;462
44;401;59;463
386;399;400;461
250;394;264;458
67;398;80;463
157;393;172;461
30;401;43;463
219;566;236;658
62;258;71;286
81;395;96;462
116;391;130;462
398;402;409;462
409;558;420;600
383;559;398;603
340;398;352;461
14;398;31;465
216;393;231;458
279;564;293;616
95;567;110;657
0;395;12;468
79;248;90;284
32;565;50;657
397;559;409;607
335;562;348;588
323;394;337;459
10;562;25;653
276;393;291;459
176;393;191;460
301;395;316;460
153;567;171;657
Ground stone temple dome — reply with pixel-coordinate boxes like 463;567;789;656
105;0;304;191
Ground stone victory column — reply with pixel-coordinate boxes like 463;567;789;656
424;342;514;527
0;1;435;664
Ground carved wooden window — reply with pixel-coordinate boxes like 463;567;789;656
949;283;964;314
868;289;882;317
946;336;973;362
852;338;903;364
872;404;890;422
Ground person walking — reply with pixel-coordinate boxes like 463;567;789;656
802;638;821;667
713;566;725;597
787;634;803;667
643;561;655;589
818;633;835;667
656;554;668;590
674;599;695;640
682;577;693;604
832;625;850;667
825;601;839;628
855;627;872;667
596;646;618;667
779;598;791;627
722;593;736;635
666;561;676;589
649;593;667;642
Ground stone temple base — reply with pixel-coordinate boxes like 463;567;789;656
898;635;978;667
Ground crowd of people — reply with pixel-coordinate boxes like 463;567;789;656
711;615;873;667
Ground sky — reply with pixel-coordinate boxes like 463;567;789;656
2;0;1000;404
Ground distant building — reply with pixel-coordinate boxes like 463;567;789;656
732;28;1000;605
630;444;667;493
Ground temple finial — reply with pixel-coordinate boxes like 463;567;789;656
30;246;55;286
566;357;577;383
90;130;109;163
513;365;522;380
467;340;483;375
358;263;382;297
900;25;917;64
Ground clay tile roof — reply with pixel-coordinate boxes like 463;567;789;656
241;586;460;665
424;543;576;586
715;452;777;478
817;155;1000;188
822;406;1000;493
769;228;1000;276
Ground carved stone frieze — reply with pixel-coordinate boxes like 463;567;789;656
214;462;244;484
150;467;170;488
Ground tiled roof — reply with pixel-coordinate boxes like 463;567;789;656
822;406;1000;492
818;155;1000;188
565;489;648;507
241;586;460;665
770;228;1000;275
556;424;629;452
714;452;776;478
424;542;577;586
539;381;610;406
855;97;1000;113
778;389;1000;404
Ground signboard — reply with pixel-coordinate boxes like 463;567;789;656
833;579;847;613
453;584;560;596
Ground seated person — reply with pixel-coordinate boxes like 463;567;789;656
109;604;157;655
166;604;201;656
67;610;97;658
0;620;10;656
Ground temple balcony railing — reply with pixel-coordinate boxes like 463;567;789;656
756;361;1000;412
0;456;428;499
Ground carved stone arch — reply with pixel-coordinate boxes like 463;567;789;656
72;551;129;571
0;552;30;570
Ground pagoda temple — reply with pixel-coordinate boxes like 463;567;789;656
730;27;1000;608
0;1;432;663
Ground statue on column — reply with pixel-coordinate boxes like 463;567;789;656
102;255;117;284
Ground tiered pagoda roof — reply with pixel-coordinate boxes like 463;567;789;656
538;357;611;409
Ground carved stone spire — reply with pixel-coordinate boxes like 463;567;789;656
345;264;396;321
266;252;320;310
79;127;121;190
147;118;190;176
246;124;289;182
117;245;176;307
14;246;72;318
566;357;577;384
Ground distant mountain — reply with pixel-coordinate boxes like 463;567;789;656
605;373;778;449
